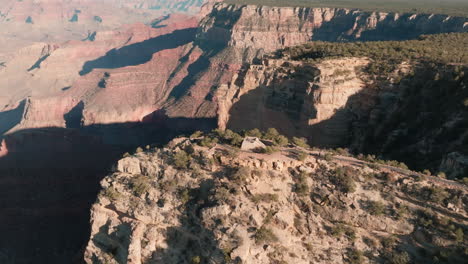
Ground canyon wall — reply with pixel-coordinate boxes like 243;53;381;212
2;3;467;136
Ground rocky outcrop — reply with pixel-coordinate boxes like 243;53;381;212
85;137;468;263
217;57;370;147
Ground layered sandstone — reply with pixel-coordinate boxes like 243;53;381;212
217;57;370;147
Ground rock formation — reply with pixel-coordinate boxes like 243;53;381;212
85;136;468;263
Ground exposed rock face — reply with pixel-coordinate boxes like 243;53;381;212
218;57;370;147
199;4;468;53
2;3;467;136
85;138;468;263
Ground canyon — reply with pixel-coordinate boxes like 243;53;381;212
0;0;467;263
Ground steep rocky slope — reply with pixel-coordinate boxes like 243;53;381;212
85;136;468;263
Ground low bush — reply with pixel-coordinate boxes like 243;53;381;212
102;187;121;201
245;128;263;138
255;226;278;244
292;137;309;148
367;200;385;216
251;193;279;204
297;151;308;161
294;172;309;196
130;175;151;197
348;248;364;264
173;150;190;169
330;167;356;193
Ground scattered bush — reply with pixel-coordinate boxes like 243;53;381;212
292;137;309;148
130;175;151;197
423;186;449;204
348;248;364;264
178;188;191;205
330;167;356;193
190;131;203;139
199;137;219;148
331;223;356;240
294;172;309;196
381;235;398;249
230;166;251;185
245;128;263;138
297;151;308;161
256;146;279;154
251;193;279;204
230;133;244;147
191;256;201;264
254;226;278;244
422;169;432;176
173;150;190;169
273;135;289;147
263;128;280;140
102;187;121;201
367;200;386;216
454;228;464;243
324;153;334;161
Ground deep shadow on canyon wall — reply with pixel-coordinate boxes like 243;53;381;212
226;63;468;176
0;113;216;264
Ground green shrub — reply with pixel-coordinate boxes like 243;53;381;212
292;137;309;148
454;228;464;243
348;248;364;264
367;200;385;216
230;166;251;184
331;223;356;240
245;128;263;138
263;128;280;140
381;235;398;249
102;187;121;201
324;153;334;161
294;172;309;196
424;186;449;204
199;137;219;148
130;175;151;197
330;167;356;193
256;146;279;154
173;150;190;169
178;188;191;204
254;226;278;244
273;135;289;147
230;133;244;147
191;256;201;264
297;151;308;161
190;131;203;139
251;193;279;204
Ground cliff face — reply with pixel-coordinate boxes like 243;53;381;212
2;3;467;135
84;137;468;264
217;57;370;147
199;4;468;52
